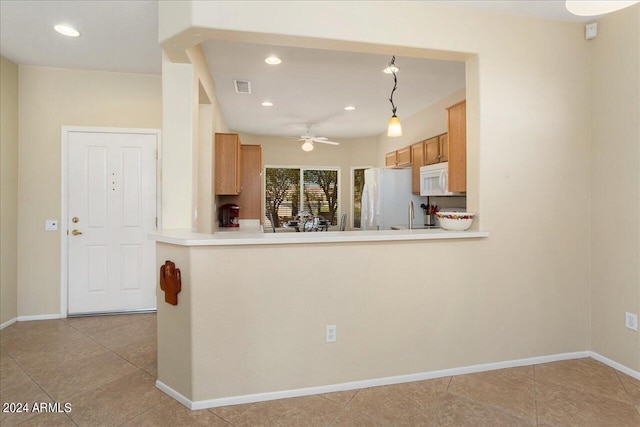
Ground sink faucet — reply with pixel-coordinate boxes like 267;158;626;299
408;200;414;230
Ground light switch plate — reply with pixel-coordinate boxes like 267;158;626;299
45;220;58;231
585;22;598;40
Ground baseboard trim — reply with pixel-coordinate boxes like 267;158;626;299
156;380;194;409
0;318;17;330
16;314;62;322
156;350;593;410
590;351;640;380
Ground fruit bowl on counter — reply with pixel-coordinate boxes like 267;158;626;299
436;212;475;231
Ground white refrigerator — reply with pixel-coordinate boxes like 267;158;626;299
361;168;423;230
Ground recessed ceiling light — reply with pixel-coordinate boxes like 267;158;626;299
265;56;282;65
53;24;80;37
261;101;274;107
344;106;356;111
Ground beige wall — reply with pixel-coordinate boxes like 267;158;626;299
591;5;640;371
1;56;19;324
157;0;601;398
159;238;591;401
17;66;161;316
187;46;230;233
161;54;195;229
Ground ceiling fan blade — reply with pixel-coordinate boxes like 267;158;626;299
314;137;328;141
317;140;340;145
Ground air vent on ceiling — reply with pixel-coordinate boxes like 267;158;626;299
233;79;251;94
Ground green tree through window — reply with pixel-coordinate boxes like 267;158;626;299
265;167;339;228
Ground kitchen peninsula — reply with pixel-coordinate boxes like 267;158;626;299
150;228;488;409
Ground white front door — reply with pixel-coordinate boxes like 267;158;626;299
67;130;157;314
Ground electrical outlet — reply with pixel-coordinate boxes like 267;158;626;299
326;325;336;343
625;312;638;331
45;220;58;231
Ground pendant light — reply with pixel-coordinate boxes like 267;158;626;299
386;56;402;137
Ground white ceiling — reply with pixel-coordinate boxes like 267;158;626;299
201;40;465;139
0;0;603;138
0;0;161;74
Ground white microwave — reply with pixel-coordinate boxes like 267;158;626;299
420;162;456;196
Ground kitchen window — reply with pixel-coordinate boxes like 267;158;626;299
265;167;340;228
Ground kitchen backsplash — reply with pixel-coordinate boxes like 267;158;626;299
421;195;466;211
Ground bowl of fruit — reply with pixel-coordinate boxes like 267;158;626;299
436;212;475;231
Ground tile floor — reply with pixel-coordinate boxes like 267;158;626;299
1;313;639;426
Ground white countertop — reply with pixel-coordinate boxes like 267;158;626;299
149;228;489;247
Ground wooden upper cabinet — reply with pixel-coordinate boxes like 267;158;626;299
396;146;412;168
215;133;242;195
424;136;440;165
235;145;262;220
385;152;397;168
439;133;448;163
447;100;466;193
386;147;412;168
411;142;425;194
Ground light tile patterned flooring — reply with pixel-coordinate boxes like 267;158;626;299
1;313;639;426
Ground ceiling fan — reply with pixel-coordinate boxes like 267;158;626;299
296;134;340;152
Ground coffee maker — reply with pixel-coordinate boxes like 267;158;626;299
219;204;240;228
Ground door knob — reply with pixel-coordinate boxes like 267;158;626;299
71;229;83;235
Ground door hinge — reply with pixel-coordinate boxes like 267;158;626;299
155;149;158;159
155;217;158;228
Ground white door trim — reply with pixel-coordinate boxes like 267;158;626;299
60;126;162;318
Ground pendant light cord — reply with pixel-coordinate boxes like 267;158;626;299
388;56;398;117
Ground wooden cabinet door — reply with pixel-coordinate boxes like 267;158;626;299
411;142;425;194
215;133;241;195
439;133;448;163
424;136;440;165
385;152;397;168
235;145;262;220
447;100;466;192
396;146;412;167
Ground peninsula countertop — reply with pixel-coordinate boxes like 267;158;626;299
149;228;489;247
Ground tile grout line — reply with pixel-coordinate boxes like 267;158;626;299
2;316;157;426
52;317;155;424
207;403;254;422
432;377;454;427
445;386;538;424
70;316;164;426
444;370;539;424
612;368;640;416
533;364;539;427
4;349;80;427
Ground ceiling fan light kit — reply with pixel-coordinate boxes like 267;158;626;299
386;56;403;137
301;140;314;151
565;0;639;16
295;129;340;152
